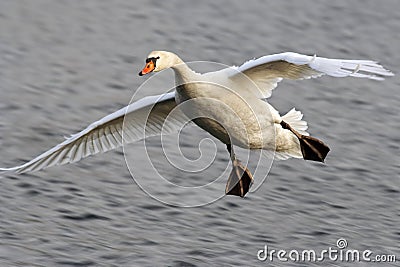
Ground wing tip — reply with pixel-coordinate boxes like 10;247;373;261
0;166;18;175
1;162;37;174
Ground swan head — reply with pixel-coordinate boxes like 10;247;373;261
139;51;182;76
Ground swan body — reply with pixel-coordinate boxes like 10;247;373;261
174;68;277;150
1;50;393;196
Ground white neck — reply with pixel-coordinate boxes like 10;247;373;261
171;62;199;85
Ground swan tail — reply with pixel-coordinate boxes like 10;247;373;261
269;108;309;161
281;108;309;136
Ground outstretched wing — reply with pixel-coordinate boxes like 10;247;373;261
1;92;188;174
230;52;394;99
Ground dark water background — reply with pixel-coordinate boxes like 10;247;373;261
0;1;399;266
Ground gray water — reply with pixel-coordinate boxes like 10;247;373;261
0;1;399;266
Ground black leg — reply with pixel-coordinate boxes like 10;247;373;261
226;144;234;161
226;144;232;154
280;120;330;162
225;144;254;197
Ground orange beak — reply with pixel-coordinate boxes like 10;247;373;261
139;61;155;76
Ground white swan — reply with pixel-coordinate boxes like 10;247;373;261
1;51;393;197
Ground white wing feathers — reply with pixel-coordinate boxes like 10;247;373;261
1;52;394;174
0;92;186;174
232;52;394;98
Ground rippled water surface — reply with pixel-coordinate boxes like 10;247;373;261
0;1;399;266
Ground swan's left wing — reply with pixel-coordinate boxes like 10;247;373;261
230;52;393;99
0;92;188;174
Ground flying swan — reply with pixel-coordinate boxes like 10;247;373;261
1;51;393;197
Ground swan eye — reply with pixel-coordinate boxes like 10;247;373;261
146;57;159;63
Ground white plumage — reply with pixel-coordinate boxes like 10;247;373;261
1;92;187;173
1;51;393;176
232;52;392;98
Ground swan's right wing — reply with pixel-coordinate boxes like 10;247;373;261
1;92;188;174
